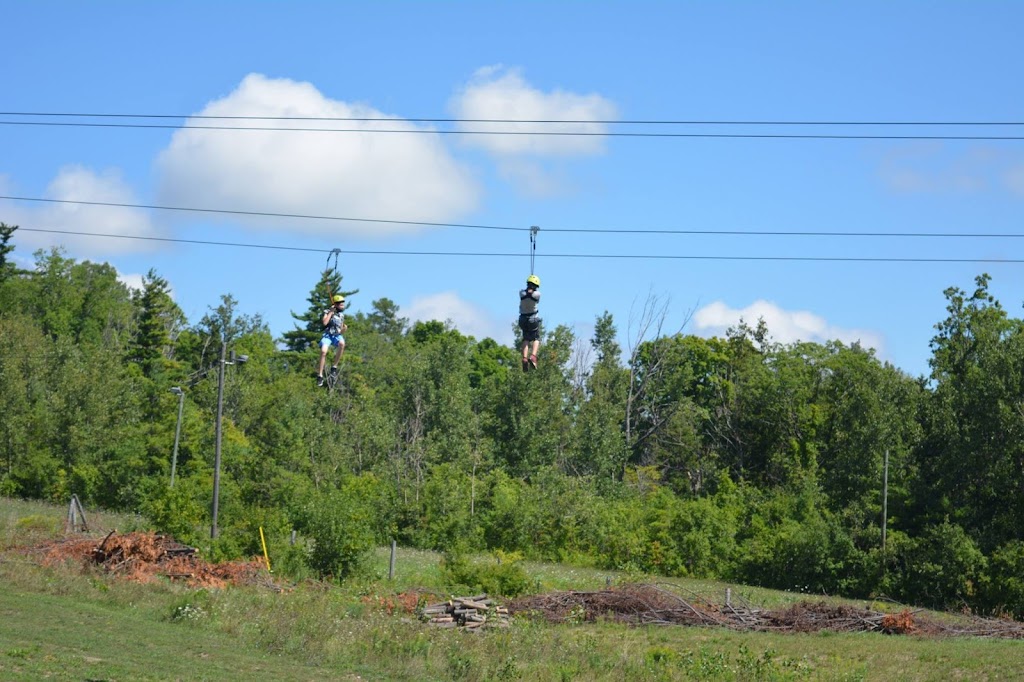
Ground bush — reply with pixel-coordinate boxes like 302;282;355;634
441;549;533;597
296;476;378;581
888;521;987;609
979;540;1024;617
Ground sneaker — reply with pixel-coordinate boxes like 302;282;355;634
317;375;325;387
330;366;339;377
529;354;538;369
521;358;529;373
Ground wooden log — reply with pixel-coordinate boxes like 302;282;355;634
461;600;489;611
429;616;454;623
463;620;484;629
466;613;486;623
422;606;449;615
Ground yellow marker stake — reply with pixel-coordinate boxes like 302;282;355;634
259;526;271;571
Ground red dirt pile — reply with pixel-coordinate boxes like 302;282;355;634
34;531;276;590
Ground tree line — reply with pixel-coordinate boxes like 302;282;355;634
2;221;1022;615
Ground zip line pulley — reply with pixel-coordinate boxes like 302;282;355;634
530;225;539;274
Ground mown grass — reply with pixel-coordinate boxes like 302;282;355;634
3;496;1024;681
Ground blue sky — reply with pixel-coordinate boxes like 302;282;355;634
3;1;1023;377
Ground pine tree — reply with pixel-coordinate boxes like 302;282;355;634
0;223;23;284
130;269;184;378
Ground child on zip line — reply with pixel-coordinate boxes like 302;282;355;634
519;274;541;371
317;294;347;386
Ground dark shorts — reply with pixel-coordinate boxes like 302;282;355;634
519;314;540;342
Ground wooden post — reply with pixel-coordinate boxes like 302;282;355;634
66;495;89;533
882;449;889;553
389;539;397;580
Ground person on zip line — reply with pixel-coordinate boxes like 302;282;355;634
317;294;347;386
519;274;541;371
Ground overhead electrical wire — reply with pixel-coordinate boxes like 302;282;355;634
2;111;1023;126
4;196;1022;239
14;227;1024;263
1;119;1021;140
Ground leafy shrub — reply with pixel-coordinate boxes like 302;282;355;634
979;540;1024;617
137;478;206;546
441;549;533;597
888;521;987;609
295;475;378;580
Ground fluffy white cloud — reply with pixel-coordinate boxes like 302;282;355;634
0;167;158;256
450;66;617;158
404;291;508;342
156;74;480;237
693;300;884;351
117;272;146;292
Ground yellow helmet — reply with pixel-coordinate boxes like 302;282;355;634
332;294;345;303
526;274;540;287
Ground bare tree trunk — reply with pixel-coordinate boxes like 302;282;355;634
623;291;693;474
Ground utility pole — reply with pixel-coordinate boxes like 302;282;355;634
170;387;185;488
882;449;889;553
211;343;227;539
210;345;247;539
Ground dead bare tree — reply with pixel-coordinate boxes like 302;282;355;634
623;291;695;469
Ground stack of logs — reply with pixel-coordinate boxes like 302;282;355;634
421;594;510;630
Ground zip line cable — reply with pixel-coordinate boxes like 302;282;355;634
15;227;1024;263
3;111;1023;126
1;120;1022;140
4;196;1023;239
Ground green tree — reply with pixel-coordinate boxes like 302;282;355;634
366;297;407;342
915;274;1024;549
0;222;20;283
130;269;185;378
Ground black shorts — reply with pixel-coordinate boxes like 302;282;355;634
519;314;540;342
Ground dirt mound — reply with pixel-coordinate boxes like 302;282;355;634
34;531;277;590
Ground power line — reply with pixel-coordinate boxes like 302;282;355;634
15;227;1024;263
1;120;1022;140
0;196;519;232
4;196;1023;239
2;111;1023;126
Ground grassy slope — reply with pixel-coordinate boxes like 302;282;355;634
4;497;1024;681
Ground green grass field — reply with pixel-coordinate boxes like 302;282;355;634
3;497;1024;681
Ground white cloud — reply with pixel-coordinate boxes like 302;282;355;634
404;291;508;342
1006;165;1024;196
878;144;1024;195
496;159;572;198
117;272;146;292
0;167;158;256
450;66;617;158
156;74;480;237
693;300;884;351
